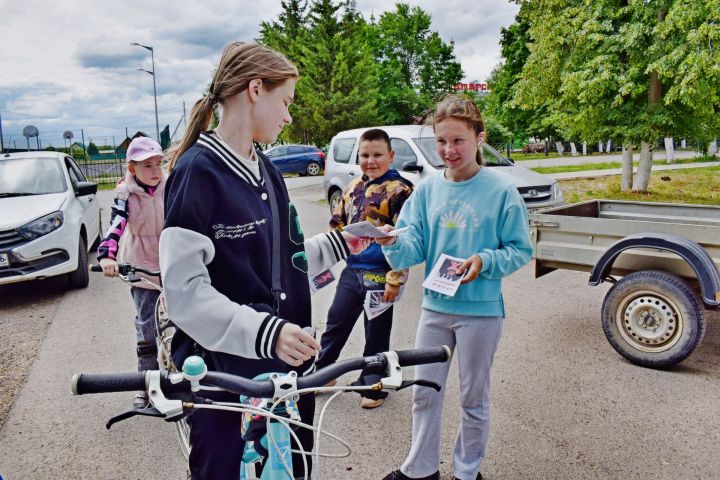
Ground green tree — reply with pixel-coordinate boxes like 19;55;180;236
259;0;307;62
368;3;463;124
484;5;556;144
514;0;720;192
260;0;380;145
87;142;99;156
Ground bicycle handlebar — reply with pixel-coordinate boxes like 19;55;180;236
72;346;451;398
89;263;161;277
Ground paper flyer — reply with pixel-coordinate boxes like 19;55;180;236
421;254;467;297
343;221;408;239
309;269;336;293
363;287;403;320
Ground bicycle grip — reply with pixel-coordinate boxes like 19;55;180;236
395;345;451;367
72;372;146;395
89;264;103;272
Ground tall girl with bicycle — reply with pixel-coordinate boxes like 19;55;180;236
376;95;533;480
160;42;366;479
97;136;166;409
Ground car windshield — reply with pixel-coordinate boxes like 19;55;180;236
0;157;67;195
412;137;512;168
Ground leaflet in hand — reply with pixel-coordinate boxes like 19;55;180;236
421;254;467;297
343;221;408;239
363;287;403;320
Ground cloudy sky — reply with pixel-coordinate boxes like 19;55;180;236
0;0;519;149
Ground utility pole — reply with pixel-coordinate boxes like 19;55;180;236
0;111;4;153
131;42;160;142
183;101;187;127
81;129;87;159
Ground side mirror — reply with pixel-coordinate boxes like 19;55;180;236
75;181;98;197
402;161;423;173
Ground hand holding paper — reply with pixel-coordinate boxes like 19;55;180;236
457;254;482;284
341;230;373;254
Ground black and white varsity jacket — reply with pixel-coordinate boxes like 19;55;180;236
160;132;349;376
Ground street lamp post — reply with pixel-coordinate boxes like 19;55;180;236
131;42;160;142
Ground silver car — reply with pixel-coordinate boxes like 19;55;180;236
323;125;564;213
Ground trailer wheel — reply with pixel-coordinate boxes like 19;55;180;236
601;270;705;368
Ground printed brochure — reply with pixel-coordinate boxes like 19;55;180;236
421;253;467;297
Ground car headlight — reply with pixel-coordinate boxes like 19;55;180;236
552;182;564;200
18;211;64;240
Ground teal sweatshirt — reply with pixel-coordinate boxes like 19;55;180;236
382;167;532;317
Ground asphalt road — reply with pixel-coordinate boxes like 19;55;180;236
0;178;718;479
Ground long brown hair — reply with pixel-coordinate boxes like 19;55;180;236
428;94;486;165
166;42;298;171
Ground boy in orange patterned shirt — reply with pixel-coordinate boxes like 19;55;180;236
316;128;414;409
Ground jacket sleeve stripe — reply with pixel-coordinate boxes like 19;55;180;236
331;229;350;257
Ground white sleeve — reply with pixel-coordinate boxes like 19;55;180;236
159;227;287;360
304;229;350;277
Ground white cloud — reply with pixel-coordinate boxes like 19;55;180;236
0;0;518;147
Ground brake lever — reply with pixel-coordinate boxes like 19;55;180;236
397;379;442;392
105;407;164;429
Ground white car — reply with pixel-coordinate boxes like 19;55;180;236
323;125;564;213
0;151;101;288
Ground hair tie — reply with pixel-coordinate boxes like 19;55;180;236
207;93;218;104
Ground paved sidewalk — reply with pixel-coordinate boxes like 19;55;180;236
516;149;701;168
510;150;719;179
549;160;720;180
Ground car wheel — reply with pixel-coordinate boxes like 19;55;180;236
329;189;342;214
601;270;705;368
67;236;90;289
306;161;322;176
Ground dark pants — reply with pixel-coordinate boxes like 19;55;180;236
189;390;315;480
130;286;160;371
316;266;394;399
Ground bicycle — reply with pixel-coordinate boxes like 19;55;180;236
71;345;451;479
89;262;190;457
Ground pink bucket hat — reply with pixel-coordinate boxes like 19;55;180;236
126;137;163;162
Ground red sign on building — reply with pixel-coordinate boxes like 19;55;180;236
453;82;490;92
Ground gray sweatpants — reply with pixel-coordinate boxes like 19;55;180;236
401;308;503;480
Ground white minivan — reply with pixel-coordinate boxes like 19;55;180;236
323;125;564;213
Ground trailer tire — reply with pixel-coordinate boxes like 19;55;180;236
601;270;705;368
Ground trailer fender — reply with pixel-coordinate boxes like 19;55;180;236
589;232;720;307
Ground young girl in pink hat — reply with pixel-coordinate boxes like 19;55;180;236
97;136;166;408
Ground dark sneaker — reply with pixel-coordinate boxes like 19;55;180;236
451;474;482;480
133;391;149;409
382;470;440;480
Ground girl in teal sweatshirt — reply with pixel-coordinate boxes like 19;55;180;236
378;95;532;480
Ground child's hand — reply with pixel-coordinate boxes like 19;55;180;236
276;323;320;367
383;283;401;303
341;231;372;255
457;254;482;284
99;258;119;278
374;225;397;246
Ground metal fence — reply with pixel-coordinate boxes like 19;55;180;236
77;154;126;188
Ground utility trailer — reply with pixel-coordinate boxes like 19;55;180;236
530;200;720;367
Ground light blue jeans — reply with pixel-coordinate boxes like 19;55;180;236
401;309;503;480
130;286;160;371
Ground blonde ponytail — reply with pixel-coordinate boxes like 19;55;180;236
166;42;298;172
167;96;214;172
